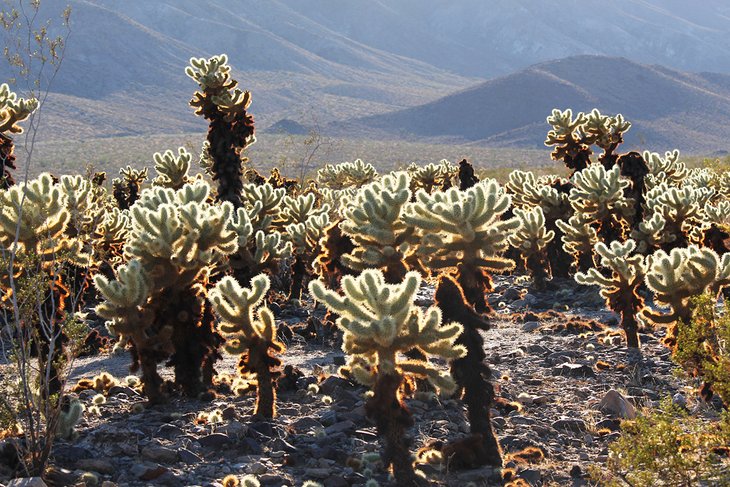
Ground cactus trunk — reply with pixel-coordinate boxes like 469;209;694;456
246;337;277;418
0;133;16;189
366;372;421;486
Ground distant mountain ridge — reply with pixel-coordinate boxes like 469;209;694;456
350;56;730;154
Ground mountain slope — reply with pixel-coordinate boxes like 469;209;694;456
352;56;730;153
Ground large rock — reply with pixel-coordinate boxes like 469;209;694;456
6;479;47;487
599;389;637;419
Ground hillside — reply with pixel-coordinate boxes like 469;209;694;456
352;56;730;154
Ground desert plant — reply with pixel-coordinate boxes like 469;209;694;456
316;159;377;189
0;83;37;188
508;206;555;288
576;240;647;348
434;274;502;467
641;245;730;348
309;269;465;486
285;213;330;301
187;54;256;208
152;147;192;190
95;181;238;402
209;274;284;418
111;166;147;210
404;179;519;312
340;172;419;283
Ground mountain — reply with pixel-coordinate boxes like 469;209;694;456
350;56;730;154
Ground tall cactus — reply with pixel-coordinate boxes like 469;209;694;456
187;54;255;208
309;270;465;486
0;83;38;188
209;274;284;418
508;206;555;288
404;179;518;312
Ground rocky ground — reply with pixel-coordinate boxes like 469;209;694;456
1;277;711;487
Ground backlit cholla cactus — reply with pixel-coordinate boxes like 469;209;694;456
545;109;592;173
555;214;599;272
576;240;647;348
340;173;418;283
92;207;130;276
209;274;284;418
634;183;710;251
0;83;38;188
309;270;465;486
187;54;255;209
229;183;292;286
95;181;239;402
112;166;148;210
316;159;378;189
286;213;330;301
408;160;455;193
643;150;688;190
152;147;192;190
508;206;555;288
279;192;329;227
404;179;519;312
0;173;89;396
562;163;633;245
581;109;631;167
641;246;730;347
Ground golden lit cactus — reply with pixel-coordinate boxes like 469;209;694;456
408;160;454;193
320;187;357;218
581;109;631;166
187;54;255;209
404;179;518;312
340;172;417;282
112;166;148;210
640;183;706;249
643;150;688;188
567;163;632;241
630;212;671;254
555;214;599;272
309;270;465;485
92;207;130;270
545;108;592;173
279;192;329;226
242;182;286;233
641;246;730;347
316;159;378;189
209;274;284;418
95;181;239;402
0;83;38;188
576;240;647;348
152;147;192;190
508;206;555;287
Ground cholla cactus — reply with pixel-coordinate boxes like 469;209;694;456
112;166;148;210
309;270;465;485
286;213;330;300
408;161;454;194
340;173;418;282
638;183;708;250
581;109;631;167
316;159;377;189
95;181;239;402
404;179;518;312
555;214;599;272
187;54;255;209
576;240;647;348
92;207;130;273
545;109;592;173
508;207;555;288
641;246;730;347
279;192;329;226
242;182;285;233
209;274;284;418
567;163;633;242
643;150;688;189
153;147;192;189
0;83;38;188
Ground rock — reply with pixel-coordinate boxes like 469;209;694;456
6;479;47;487
510;416;536;426
456;466;499;482
156;424;184;439
501;287;522;302
672;392;687;408
248;462;268;475
101;482;118;487
142;445;178;463
595;419;621;431
291;417;323;433
325;420;356;435
552;418;587;433
221;406;237;420
304;468;331;479
319;410;338;426
552;363;595;378
53;444;93;462
517;392;535;404
198;433;231;448
178;448;202;464
131;463;168;481
107;385;139;397
324;477;349;487
520;468;542;484
522;321;541;332
76;458;116;475
599;389;637;419
242;437;263;454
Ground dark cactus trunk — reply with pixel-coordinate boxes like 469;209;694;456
0;133;16;189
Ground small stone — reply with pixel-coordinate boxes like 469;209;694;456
304;468;331;479
76;458;115;475
672;392;687;408
198;433;231;448
552;418;587;433
520;468;541;484
552;363;595;378
517;392;534;404
131;463;168;481
522;321;540;332
596;418;621;431
325;420;356;435
107;385;139;397
101;482;117;487
599;389;637;419
248;462;268;475
156;424;184;439
142;445;178;464
502;287;522;302
579;452;590;460
221;406;237;420
178;448;202;464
